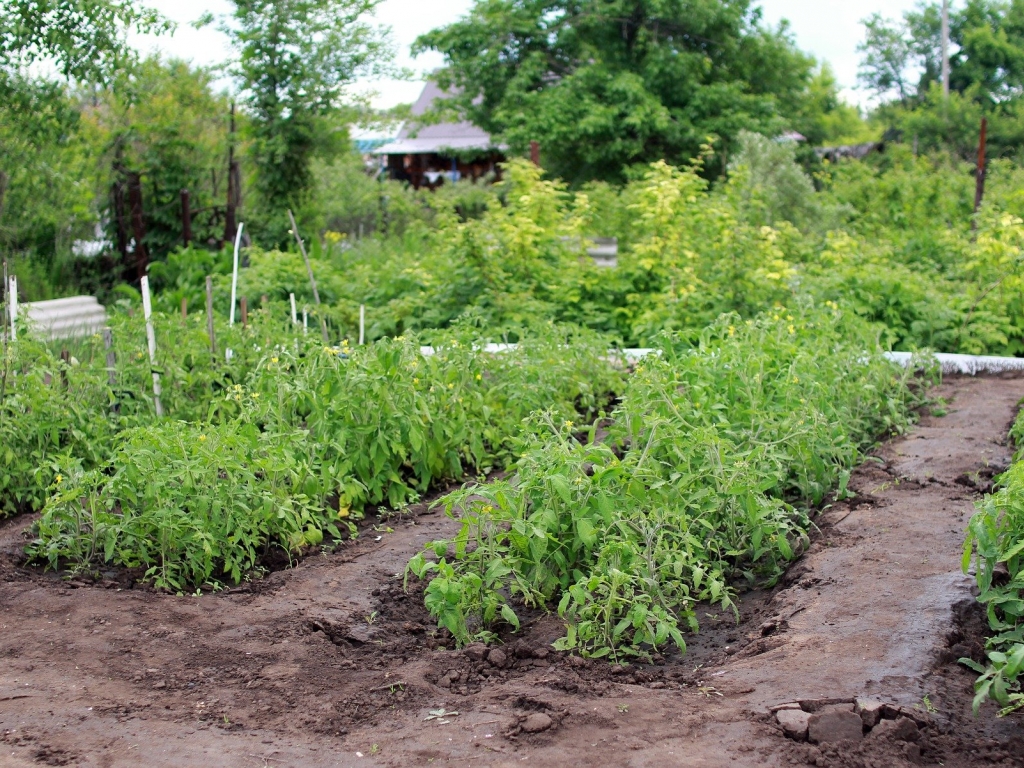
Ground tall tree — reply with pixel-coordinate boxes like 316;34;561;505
228;0;393;234
415;0;816;183
0;0;168;82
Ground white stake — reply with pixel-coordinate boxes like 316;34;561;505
229;222;244;326
290;293;298;325
359;304;365;345
8;276;16;342
140;276;164;417
303;307;308;334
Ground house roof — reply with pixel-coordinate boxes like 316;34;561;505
376;81;505;155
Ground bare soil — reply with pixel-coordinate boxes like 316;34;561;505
1;374;1023;767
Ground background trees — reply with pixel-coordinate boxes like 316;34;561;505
414;0;843;182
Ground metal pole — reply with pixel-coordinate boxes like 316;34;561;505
287;209;330;343
140;276;164;417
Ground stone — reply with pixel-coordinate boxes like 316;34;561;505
771;702;803;712
776;708;812;741
487;648;508;668
871;716;919;743
521;713;553;733
463;643;488;662
807;705;863;744
855;698;885;727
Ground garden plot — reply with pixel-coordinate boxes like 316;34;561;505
0;374;1022;768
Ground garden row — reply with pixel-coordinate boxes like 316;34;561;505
1;306;619;590
963;409;1024;715
406;305;931;659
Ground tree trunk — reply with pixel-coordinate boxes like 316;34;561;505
127;171;148;281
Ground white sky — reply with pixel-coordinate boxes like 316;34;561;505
131;0;926;109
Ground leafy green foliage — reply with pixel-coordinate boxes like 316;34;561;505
30;420;331;591
962;409;1024;716
0;0;168;82
416;0;823;182
22;308;620;588
407;305;926;658
230;0;393;237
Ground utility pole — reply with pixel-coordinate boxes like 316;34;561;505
941;0;950;98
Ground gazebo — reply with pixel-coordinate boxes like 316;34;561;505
376;81;507;190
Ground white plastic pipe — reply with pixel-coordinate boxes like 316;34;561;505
359;304;365;345
229;222;244;326
8;276;16;342
290;293;298;325
303;308;308;335
140;276;164;417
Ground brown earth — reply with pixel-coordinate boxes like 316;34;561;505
1;374;1023;767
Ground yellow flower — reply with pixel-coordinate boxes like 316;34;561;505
787;324;795;334
564;420;574;429
475;373;482;381
55;474;63;484
338;507;350;518
199;435;207;442
413;377;420;385
727;325;735;337
252;392;260;398
271;357;279;363
447;383;454;389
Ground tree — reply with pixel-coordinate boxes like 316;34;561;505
857;13;917;103
859;0;1024;159
415;0;817;183
0;0;168;82
84;57;234;262
228;0;393;237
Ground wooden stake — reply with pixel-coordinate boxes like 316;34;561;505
180;188;192;246
140;276;164;417
287;209;330;343
974;117;988;215
229;223;244;326
261;294;268;312
59;349;69;389
530;140;540;167
181;297;187;323
205;276;217;355
7;274;15;343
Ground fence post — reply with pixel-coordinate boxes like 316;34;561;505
181;297;187;323
359;304;365;345
303;307;308;335
140;276;164;417
287;209;330;343
290;293;298;325
205;276;217;356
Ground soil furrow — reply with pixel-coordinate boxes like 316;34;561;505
0;375;1022;767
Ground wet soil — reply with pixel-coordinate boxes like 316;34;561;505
1;375;1023;767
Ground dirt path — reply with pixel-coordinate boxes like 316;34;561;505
1;376;1023;768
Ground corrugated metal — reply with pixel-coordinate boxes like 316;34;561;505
23;296;107;340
